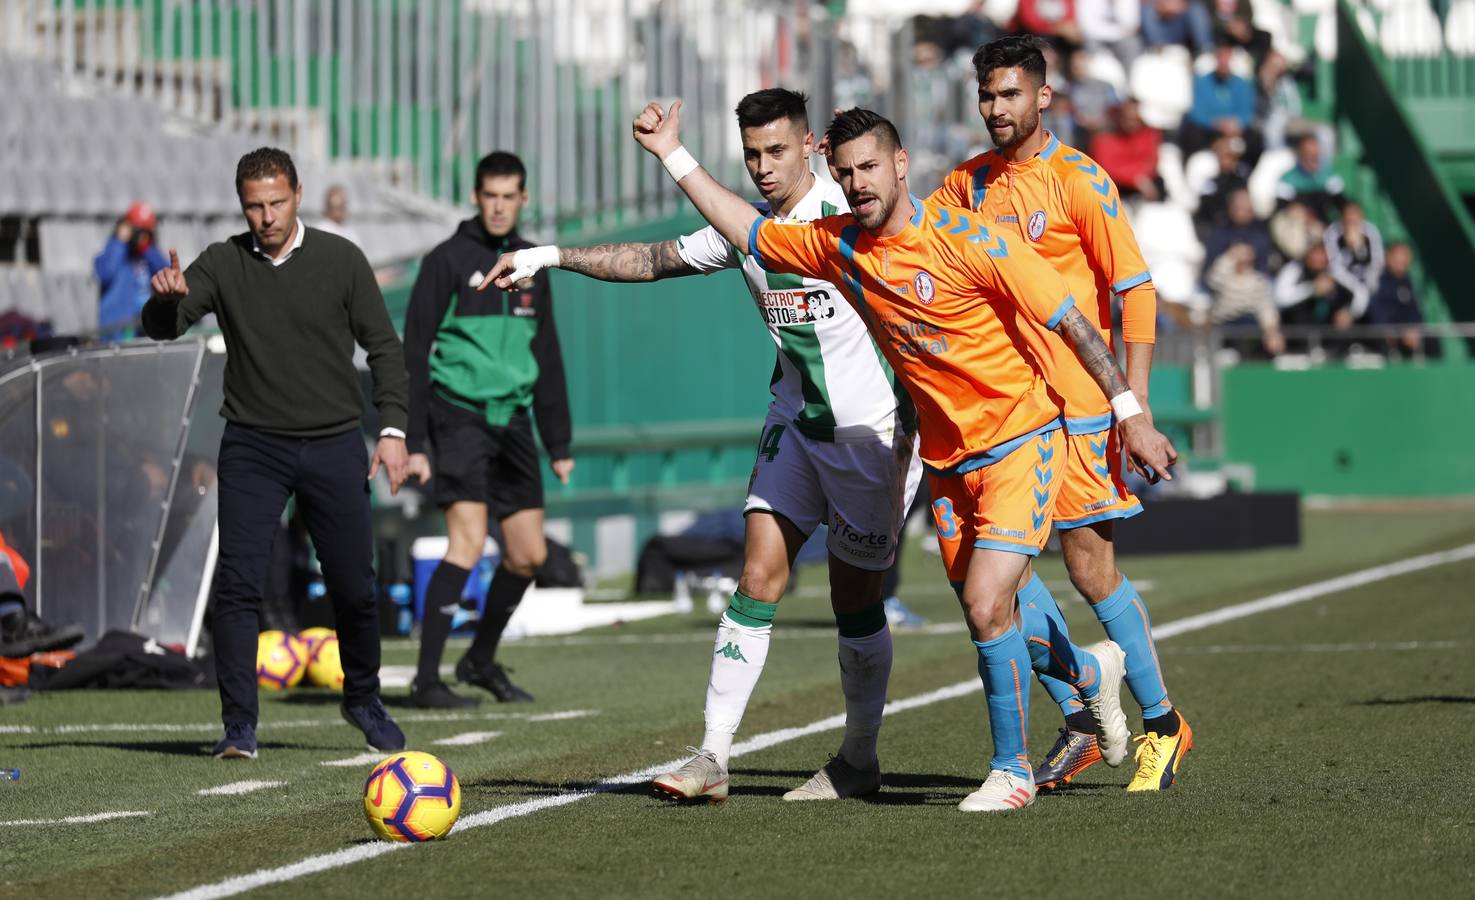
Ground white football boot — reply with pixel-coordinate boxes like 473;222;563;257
651;748;729;803
782;754;881;801
958;768;1036;812
1080;640;1131;766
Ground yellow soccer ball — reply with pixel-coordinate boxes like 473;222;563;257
256;630;308;690
306;634;345;690
363;751;462;842
298;626;335;660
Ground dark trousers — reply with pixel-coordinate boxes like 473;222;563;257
214;423;381;727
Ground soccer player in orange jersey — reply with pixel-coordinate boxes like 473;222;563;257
929;35;1192;792
607;99;1176;812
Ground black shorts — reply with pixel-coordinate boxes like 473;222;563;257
428;393;544;518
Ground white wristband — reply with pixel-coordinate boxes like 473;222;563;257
661;145;700;182
1110;391;1144;422
505;245;561;283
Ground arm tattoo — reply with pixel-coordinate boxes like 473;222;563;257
559;240;695;283
1054;307;1130;399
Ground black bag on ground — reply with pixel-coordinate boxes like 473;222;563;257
634;535;745;595
536;537;584;588
30;630;209;690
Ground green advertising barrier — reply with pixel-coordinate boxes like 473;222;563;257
1223;363;1475;497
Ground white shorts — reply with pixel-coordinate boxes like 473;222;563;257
743;411;924;572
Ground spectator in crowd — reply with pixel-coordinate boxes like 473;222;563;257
833;41;880;112
1269;198;1324;265
1276;243;1353;353
314;184;363;248
94;202;169;340
1014;0;1084;48
1090;100;1163;201
1364;241;1428;358
1256;48;1304;151
1076;0;1142;62
1324;200;1384;319
1065;48;1120;139
1193;133;1252;229
1204;187;1273;274
1207;242;1284;357
1209;0;1271;62
1042;88;1082;148
1277;132;1345;221
1182;43;1259;158
1142;0;1215;55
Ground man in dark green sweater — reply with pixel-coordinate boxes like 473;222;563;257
402;151;573;708
143;147;409;759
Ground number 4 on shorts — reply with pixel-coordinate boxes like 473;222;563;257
759;423;786;462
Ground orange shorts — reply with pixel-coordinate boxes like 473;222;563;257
1053;426;1141;530
927;427;1065;585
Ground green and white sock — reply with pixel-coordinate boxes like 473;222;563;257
700;592;776;769
835;605;892;771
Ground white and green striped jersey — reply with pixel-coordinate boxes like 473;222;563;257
675;177;915;443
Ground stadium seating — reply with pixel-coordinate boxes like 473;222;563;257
0;54;455;338
1380;3;1447;55
1448;0;1475;53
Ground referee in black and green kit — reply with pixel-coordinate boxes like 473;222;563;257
143;147;409;760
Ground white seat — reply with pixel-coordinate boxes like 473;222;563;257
1316;5;1382;57
1449;0;1475;54
1157;142;1195;211
1247;147;1296;219
1191;47;1256;78
1129;48;1194;131
1381;3;1445;55
1292;0;1334;12
1182;148;1221;211
1087;50;1129;97
1134;202;1205;271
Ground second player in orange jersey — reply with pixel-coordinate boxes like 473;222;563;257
929;35;1193;793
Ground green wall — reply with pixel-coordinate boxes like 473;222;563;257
1223;363;1475;497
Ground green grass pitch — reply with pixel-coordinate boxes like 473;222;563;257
2;506;1473;899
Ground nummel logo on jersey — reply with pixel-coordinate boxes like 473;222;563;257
759;287;836;327
913;271;935;305
1027;210;1047;241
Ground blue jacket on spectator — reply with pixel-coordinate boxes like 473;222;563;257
94;237;168;338
1142;0;1215;54
1187;72;1257;129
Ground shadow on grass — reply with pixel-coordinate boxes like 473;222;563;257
13;739;318;756
1358;694;1475;706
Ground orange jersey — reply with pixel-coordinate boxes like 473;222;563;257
748;195;1074;473
930;133;1156;429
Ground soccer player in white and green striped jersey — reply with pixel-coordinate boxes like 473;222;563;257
485;89;922;802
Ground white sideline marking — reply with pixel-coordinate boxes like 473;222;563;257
1150;543;1475;641
159;541;1475;900
197;781;285;797
319;752;388;768
432;731;502;747
0;810;151;826
1;710;598;738
1164;639;1463;656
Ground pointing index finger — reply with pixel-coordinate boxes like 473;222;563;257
169;248;181;271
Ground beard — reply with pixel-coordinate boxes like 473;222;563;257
988;109;1040;150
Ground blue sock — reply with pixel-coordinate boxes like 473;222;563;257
1017;574;1100;703
973;627;1033;780
1093;576;1172;720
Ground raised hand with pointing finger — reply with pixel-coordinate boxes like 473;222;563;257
150;248;189;300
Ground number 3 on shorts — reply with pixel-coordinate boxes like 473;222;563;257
932;497;960;540
759;423;785;463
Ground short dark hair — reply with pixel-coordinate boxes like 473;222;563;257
235;147;298;196
475;151;527;191
735;88;809;130
824;108;902;156
972;34;1048;87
